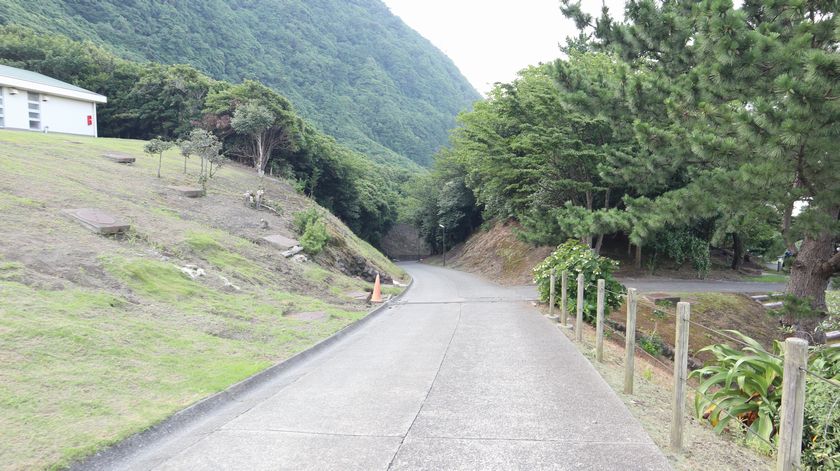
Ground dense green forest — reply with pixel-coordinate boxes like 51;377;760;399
0;26;404;244
407;0;839;340
0;0;479;166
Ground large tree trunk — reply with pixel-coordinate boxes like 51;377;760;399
785;206;839;342
731;233;744;271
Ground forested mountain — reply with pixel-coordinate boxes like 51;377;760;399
0;0;480;166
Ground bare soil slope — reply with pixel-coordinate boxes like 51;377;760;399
0;130;406;469
428;220;552;285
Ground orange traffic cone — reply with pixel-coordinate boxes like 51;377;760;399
371;273;383;303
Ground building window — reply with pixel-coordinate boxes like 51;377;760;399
28;91;41;130
0;87;4;128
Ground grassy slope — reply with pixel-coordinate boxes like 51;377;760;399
0;130;405;470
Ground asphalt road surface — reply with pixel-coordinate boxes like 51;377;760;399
618;277;786;294
101;263;670;471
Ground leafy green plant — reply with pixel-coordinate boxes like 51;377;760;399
533;240;624;323
689;331;784;446
639;332;664;357
300;220;329;255
802;346;840;470
294;208;330;255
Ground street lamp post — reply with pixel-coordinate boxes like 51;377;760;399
439;223;446;267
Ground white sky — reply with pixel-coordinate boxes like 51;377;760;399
383;0;626;94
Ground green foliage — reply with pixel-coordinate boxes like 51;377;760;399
294;209;330;255
649;229;711;278
293;208;321;235
300;221;329;256
0;25;398;246
638;333;664;357
0;0;479;166
802;346;840;470
533;240;624;322
690;331;784;447
691;331;840;465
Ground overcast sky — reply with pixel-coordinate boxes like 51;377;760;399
382;0;625;94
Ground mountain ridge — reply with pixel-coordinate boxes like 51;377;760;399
0;0;480;166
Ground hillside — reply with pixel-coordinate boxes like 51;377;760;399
0;0;480;166
0;130;407;469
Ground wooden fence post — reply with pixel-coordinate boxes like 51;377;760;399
777;337;808;471
624;288;637;394
561;271;568;326
595;279;605;362
575;273;584;342
549;269;556;319
670;302;690;452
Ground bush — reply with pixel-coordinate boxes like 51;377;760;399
300;220;329;255
293;208;320;234
294;208;329;255
533;240;624;322
691;332;840;467
649;229;710;278
689;331;783;449
639;332;664;356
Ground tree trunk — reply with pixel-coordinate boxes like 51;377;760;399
634;244;642;270
157;154;162;178
785;206;839;342
594;188;610;255
731;233;744;271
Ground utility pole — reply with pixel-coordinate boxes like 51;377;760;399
439;223;446;267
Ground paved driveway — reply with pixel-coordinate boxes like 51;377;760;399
96;263;670;470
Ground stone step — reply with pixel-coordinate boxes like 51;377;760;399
763;301;784;309
63;208;130;235
167;186;205;198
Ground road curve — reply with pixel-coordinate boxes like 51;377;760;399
98;263;670;470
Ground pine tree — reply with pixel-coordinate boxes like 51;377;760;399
562;0;840;338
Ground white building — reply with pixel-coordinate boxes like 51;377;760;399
0;64;107;137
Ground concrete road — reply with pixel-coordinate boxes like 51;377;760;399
105;263;670;471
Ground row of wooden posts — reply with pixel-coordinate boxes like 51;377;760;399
547;269;810;471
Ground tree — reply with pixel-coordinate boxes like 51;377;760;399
144;138;174;178
182;129;225;191
231;103;284;178
562;0;840;337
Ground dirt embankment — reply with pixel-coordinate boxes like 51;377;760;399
426;220;552;285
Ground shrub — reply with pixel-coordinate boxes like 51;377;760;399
293;208;320;235
689;331;783;448
639;332;664;357
300;220;329;255
691;331;840;467
533;240;624;322
649;229;710;278
294;208;329;255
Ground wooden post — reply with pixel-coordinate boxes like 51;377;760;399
776;338;808;471
595;279;605;362
623;288;637;394
670;302;690;452
561;271;568;326
549;269;556;319
575;273;584;342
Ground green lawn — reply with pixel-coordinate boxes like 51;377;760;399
744;273;789;284
0;130;404;469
